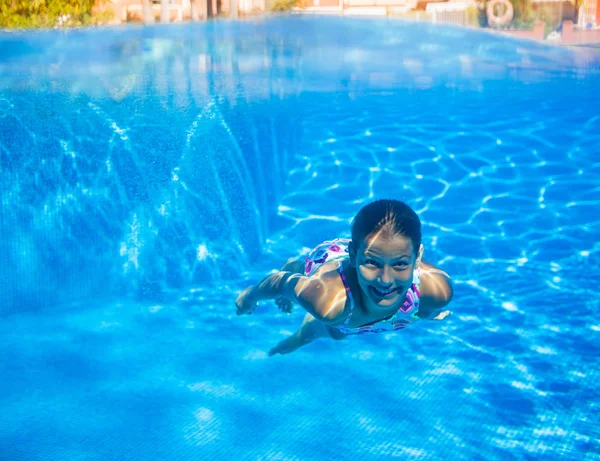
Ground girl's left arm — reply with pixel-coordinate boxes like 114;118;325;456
417;260;453;320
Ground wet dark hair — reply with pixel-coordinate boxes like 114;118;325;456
351;199;422;254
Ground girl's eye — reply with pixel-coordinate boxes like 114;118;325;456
394;262;409;269
364;259;378;266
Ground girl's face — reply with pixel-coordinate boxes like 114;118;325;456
352;232;423;311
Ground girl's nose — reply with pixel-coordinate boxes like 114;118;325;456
378;266;393;285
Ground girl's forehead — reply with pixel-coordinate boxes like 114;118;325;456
361;233;414;255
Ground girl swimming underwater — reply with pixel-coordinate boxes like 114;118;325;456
235;199;453;356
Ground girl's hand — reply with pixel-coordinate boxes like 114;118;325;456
417;308;452;321
235;286;258;316
432;310;452;320
275;297;293;314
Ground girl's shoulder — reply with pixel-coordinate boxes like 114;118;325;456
418;263;453;309
297;259;352;324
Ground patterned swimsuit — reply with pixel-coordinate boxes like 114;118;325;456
304;238;421;335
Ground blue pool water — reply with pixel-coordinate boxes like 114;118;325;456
1;16;600;460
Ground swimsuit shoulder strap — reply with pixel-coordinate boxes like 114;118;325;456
337;260;355;327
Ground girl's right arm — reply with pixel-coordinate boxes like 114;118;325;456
275;257;306;313
235;266;346;324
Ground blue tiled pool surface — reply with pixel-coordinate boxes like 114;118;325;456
1;16;600;460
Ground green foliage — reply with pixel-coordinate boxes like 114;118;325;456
510;0;535;29
478;0;535;29
534;2;563;36
269;0;302;12
0;0;112;29
464;5;480;27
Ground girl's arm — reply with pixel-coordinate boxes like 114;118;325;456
235;265;347;324
275;257;306;313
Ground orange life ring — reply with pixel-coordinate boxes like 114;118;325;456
486;0;514;27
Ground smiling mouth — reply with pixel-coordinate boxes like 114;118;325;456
370;286;398;298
